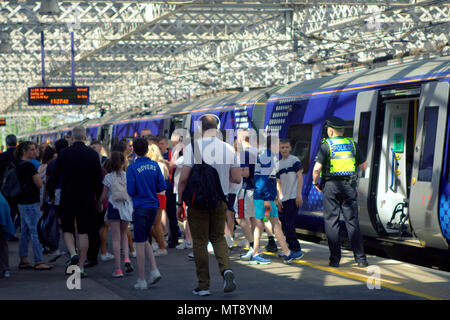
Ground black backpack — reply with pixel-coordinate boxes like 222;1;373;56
1;162;23;199
182;141;227;210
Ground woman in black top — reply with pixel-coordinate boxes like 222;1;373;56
16;142;53;270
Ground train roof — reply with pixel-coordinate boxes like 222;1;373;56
151;86;278;115
273;56;450;98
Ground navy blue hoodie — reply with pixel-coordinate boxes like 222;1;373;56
126;157;166;209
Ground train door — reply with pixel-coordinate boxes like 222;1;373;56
409;82;449;250
353;90;380;237
376;93;417;237
354;87;421;238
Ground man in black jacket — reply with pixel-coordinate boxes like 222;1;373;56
0;135;19;229
49;126;103;277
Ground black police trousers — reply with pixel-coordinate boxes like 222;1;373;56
322;180;366;264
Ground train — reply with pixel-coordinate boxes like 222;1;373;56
20;56;450;261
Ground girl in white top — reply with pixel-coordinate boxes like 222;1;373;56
98;151;134;278
147;144;169;256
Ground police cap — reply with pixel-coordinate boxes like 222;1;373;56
326;116;346;129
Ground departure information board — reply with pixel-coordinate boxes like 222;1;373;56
28;87;89;105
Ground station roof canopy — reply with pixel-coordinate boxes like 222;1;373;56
0;0;448;117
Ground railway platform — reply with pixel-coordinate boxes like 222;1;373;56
0;228;448;301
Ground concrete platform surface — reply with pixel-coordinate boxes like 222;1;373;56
0;230;448;300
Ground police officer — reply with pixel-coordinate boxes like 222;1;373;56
312;116;369;268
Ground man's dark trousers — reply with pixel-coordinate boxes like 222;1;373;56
165;181;179;246
279;199;301;252
322;179;366;264
87;210;104;264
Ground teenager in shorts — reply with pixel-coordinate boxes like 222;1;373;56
126;138;166;290
251;136;304;265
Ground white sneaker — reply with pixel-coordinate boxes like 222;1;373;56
149;269;161;285
223;270;236;293
100;252;114;262
134;279;148;290
154;249;168;256
188;252;194;260
176;241;193;250
225;234;234;248
240;247;254;261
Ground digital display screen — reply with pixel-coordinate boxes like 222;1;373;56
28;87;89;105
0;118;5;126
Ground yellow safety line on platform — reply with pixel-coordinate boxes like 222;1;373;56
262;252;443;300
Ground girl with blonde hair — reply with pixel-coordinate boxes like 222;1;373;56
147;144;169;256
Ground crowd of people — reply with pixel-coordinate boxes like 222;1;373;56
0;114;369;296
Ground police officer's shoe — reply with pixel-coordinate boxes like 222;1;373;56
356;259;369;268
328;261;340;268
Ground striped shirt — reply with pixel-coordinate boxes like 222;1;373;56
276;155;303;202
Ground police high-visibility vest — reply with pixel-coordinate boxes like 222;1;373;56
326;137;356;176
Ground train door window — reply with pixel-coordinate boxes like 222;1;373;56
288;123;312;173
418;107;439;182
357;113;371;178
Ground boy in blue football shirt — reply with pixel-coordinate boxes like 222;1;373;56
127;137;167;289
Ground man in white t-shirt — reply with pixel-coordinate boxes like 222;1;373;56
276;139;303;253
177;114;241;296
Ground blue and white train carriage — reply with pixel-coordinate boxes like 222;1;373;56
265;56;450;252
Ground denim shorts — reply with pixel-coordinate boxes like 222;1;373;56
133;207;158;242
107;204;121;221
254;199;278;220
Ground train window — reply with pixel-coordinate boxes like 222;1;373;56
288;123;312;173
418;107;439;182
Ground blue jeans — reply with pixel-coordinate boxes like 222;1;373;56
18;203;43;262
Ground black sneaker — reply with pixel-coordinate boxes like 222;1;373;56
223;270;236;293
265;240;278;253
357;259;369;268
124;260;134;273
65;253;80;274
329;261;340;268
65;253;79;268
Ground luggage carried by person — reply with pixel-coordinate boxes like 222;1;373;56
1;162;27;199
37;203;60;251
110;178;129;203
182;142;226;211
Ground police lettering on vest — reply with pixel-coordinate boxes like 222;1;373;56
326;137;356;177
